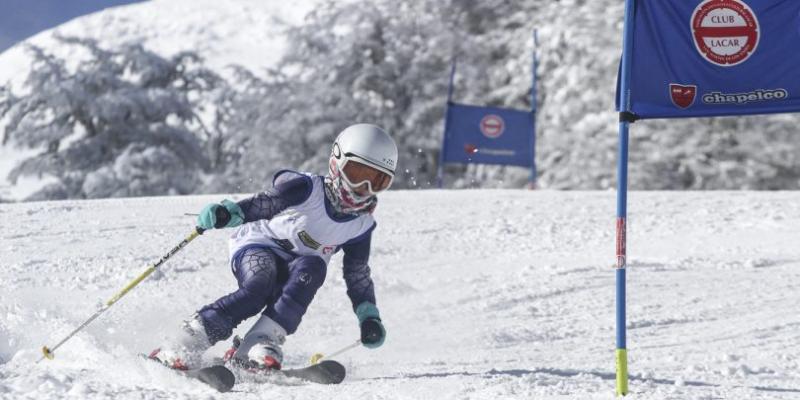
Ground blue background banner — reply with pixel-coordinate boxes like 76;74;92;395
441;102;535;168
617;0;800;119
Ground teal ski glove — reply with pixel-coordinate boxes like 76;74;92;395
197;199;244;230
356;302;385;349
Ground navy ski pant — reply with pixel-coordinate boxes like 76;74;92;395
198;245;327;344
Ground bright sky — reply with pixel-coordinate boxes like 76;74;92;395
0;0;145;52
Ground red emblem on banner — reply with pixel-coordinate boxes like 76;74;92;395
670;84;698;109
691;0;760;67
479;114;505;138
464;143;478;155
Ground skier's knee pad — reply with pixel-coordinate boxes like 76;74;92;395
263;256;327;334
234;246;281;294
289;256;327;288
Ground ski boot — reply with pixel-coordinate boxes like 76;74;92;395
223;315;286;371
149;313;212;370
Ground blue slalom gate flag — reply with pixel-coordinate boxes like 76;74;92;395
617;0;800;119
438;31;539;187
612;1;800;396
441;103;535;168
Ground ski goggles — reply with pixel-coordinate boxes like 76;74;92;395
340;159;394;195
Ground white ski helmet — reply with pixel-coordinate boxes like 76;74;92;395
328;124;398;212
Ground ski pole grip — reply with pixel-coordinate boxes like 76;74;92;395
213;206;231;229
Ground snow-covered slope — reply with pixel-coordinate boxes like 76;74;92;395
1;190;799;399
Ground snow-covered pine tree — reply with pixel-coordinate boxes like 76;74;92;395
201;65;290;193
237;0;800;190
227;0;526;190
5;1;798;196
0;36;233;199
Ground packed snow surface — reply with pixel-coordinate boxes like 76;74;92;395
1;190;799;399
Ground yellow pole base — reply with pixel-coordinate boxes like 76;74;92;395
616;348;628;396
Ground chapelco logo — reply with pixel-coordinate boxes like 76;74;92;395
691;0;760;67
668;83;788;108
702;88;788;105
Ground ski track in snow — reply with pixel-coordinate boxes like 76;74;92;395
1;191;799;399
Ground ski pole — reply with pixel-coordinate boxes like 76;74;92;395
38;227;205;363
309;339;361;365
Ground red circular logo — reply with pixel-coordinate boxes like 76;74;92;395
692;0;760;67
479;114;504;138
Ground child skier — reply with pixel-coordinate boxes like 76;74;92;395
149;124;396;371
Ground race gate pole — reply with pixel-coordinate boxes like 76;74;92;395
615;0;637;396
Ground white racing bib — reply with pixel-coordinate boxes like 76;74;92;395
229;171;375;264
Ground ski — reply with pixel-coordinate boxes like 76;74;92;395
279;360;347;384
143;354;236;392
219;336;346;384
226;359;347;385
183;365;236;392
